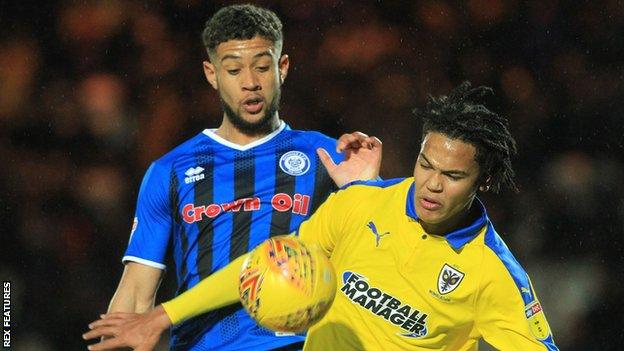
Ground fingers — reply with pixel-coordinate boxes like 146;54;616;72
83;326;118;340
88;317;129;330
86;337;125;351
336;132;367;152
365;136;382;150
316;148;336;173
99;312;138;319
336;132;382;152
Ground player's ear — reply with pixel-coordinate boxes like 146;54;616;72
278;54;289;85
479;175;491;192
203;60;218;90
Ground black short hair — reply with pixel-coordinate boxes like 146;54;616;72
414;81;518;193
202;4;283;57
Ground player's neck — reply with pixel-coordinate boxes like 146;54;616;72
214;114;281;146
420;200;478;236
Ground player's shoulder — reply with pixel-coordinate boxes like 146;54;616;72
285;128;337;146
152;131;206;168
339;177;410;190
481;224;520;268
336;177;411;198
480;224;534;298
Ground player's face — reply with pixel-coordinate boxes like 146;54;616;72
413;132;481;231
203;36;289;134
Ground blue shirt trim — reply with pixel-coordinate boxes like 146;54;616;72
484;226;534;304
339;177;405;190
483;226;559;350
405;182;418;220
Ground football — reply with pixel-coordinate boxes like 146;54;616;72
238;235;337;333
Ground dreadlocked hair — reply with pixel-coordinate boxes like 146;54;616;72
414;81;518;193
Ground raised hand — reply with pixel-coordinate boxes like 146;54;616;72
318;132;382;187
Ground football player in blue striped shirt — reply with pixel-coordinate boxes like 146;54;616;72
104;4;382;351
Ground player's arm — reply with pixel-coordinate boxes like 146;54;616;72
318;132;382;187
475;260;558;350
107;262;163;314
159;187;345;323
84;162;173;351
110;161;171;315
84;254;247;351
84;189;349;350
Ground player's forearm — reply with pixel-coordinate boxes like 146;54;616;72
107;263;163;314
107;285;156;314
161;253;248;325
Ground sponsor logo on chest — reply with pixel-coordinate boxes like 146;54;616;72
340;271;429;339
182;193;310;224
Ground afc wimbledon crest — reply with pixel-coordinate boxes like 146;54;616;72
279;151;310;176
437;264;465;295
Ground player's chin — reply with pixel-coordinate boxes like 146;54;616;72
239;109;267;123
416;207;446;224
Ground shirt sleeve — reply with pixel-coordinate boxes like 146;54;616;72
122;162;173;270
475;255;558;350
294;189;349;257
310;132;345;165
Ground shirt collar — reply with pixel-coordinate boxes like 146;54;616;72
405;182;489;249
202;120;288;151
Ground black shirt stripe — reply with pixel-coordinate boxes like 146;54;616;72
195;146;214;279
230;150;255;261
270;137;295;235
311;154;337;214
169;167;188;292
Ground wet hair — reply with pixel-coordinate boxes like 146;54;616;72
414;81;518;193
202;4;283;58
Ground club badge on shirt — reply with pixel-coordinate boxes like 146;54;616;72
279;151;310;176
437;264;465;295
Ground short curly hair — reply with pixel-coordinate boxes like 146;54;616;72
414;81;518;193
202;4;283;58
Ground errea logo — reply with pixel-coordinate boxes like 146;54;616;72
184;166;205;184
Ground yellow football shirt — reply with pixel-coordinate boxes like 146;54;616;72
296;178;557;351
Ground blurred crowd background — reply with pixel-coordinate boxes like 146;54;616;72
2;0;623;350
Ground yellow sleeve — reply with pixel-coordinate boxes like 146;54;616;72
475;257;558;350
295;190;348;257
161;189;351;325
161;254;248;325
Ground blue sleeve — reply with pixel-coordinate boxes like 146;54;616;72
122;162;172;269
308;131;344;164
311;131;382;180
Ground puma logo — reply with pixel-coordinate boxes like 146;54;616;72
366;221;390;247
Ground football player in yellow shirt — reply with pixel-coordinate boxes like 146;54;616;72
84;82;558;351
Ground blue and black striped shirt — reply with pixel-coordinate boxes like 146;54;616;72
124;121;343;350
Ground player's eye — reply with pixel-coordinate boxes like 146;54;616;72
256;66;270;72
227;69;241;75
446;174;462;181
420;163;432;170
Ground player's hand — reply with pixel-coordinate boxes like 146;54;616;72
318;131;382;188
83;306;171;351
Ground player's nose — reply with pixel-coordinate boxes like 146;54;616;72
241;69;261;91
426;174;443;193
